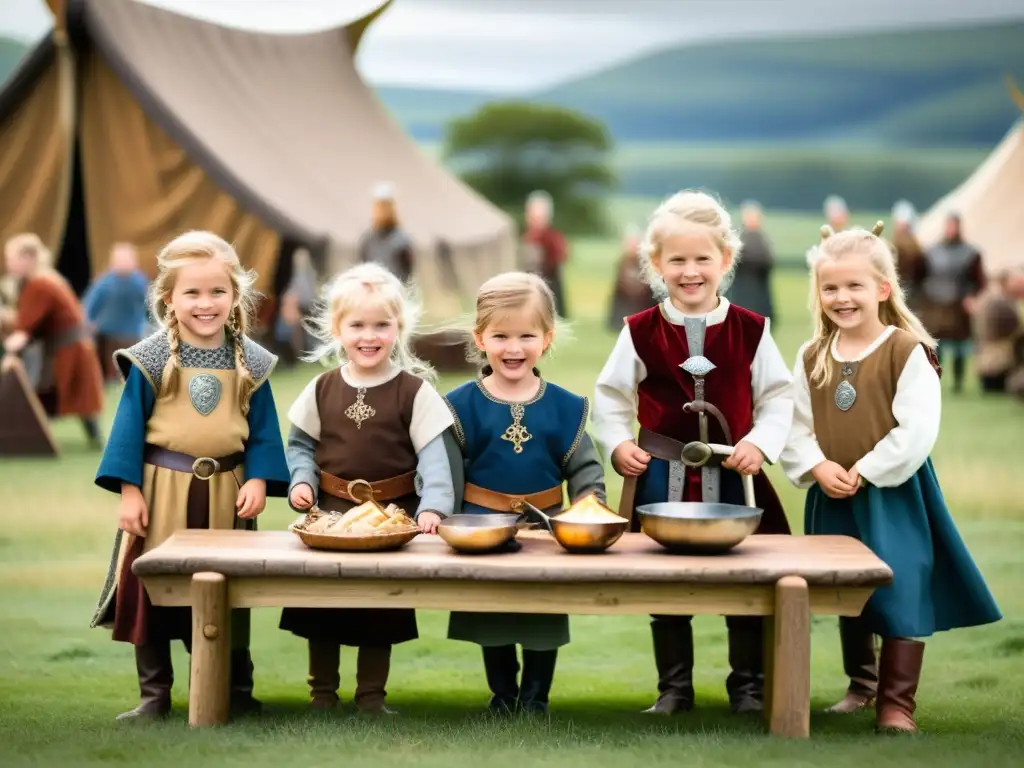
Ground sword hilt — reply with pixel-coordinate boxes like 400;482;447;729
682;400;734;446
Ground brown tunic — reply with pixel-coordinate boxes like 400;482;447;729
805;329;919;471
280;368;422;646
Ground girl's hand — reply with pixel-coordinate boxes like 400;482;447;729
289;483;315;510
2;329;28;354
611;440;651;476
722;440;765;475
811;461;857;499
847;467;864;489
417;511;442;534
118;485;149;538
236;478;267;519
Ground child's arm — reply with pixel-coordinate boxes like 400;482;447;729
410;384;457;526
285;425;319;511
741;321;794;465
779;344;826;489
592;325;646;464
243;382;290;498
853;346;941;488
564;432;608;506
95;366;154;494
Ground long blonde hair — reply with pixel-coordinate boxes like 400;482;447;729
305;262;434;383
3;232;73;289
150;231;260;413
638;189;744;299
806;222;936;388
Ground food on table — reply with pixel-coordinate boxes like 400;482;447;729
553;494;628;524
299;502;417;536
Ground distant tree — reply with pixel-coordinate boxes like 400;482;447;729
442;101;616;235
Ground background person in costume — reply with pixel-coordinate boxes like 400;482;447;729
889;200;925;309
2;233;105;449
726;200;776;322
781;223;1001;733
521;191;570;319
593;190;793;716
606;223;657;331
358;182;415;285
83;242;150;382
91;231;289;721
444;272;606;715
282;262;455;714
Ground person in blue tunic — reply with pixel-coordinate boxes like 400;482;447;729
444;272;606;715
781;223;1001;734
90;231;289;722
83;242;150;381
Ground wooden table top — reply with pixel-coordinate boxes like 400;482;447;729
132;530;892;587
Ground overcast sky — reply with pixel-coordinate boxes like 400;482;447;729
5;0;1024;91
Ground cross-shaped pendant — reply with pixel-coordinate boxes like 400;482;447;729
345;388;376;430
501;402;532;454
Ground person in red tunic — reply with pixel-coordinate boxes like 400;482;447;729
521;191;570;318
593;190;794;716
2;233;105;448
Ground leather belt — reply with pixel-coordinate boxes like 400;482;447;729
319;470;416;503
143;443;244;479
637;428;722;466
464;482;563;512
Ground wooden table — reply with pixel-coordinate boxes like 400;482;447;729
133;530;892;737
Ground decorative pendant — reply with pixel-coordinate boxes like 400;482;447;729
834;362;859;411
188;374;221;416
345;387;376;429
501;403;532;454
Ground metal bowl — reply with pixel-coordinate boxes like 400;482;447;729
636;502;763;553
437;514;519;553
548;517;628;554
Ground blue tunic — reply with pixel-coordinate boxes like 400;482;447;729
806;459;1001;639
444;378;605;650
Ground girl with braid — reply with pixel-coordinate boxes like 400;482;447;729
91;231;289;721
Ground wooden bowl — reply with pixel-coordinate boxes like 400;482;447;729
288;521;420;552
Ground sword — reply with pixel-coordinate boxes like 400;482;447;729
680;317;719;503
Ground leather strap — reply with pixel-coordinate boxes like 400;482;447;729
143;443;244;479
464;482;563;512
319;470;417;503
637;428;689;463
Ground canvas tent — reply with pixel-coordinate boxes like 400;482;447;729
916;81;1024;274
0;0;516;330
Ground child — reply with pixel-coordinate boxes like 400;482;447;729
444;272;606;715
280;262;455;714
91;231;290;720
592;190;794;715
780;223;1001;733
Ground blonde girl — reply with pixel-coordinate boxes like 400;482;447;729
592;190;794;715
443;271;606;715
280;261;455;714
91;230;289;720
781;224;1001;733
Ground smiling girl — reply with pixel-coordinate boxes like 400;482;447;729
593;190;794;715
91;231;289;720
781;223;1000;733
444;271;606;715
279;262;455;714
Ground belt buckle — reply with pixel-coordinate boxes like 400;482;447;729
347;478;375;504
192;457;220;480
509;496;526;512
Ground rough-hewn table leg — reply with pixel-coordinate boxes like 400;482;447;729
189;572;230;727
762;612;776;727
768;575;810;738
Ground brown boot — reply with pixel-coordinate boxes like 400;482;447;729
116;642;173;721
642;617;695;714
827;616;878;713
355;645;398;714
307;639;341;710
875;638;924;734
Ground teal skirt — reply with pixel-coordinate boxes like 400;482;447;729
805;458;1001;639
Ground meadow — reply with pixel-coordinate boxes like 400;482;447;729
1;220;1022;767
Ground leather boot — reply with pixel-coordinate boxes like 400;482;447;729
355;645;398;714
229;648;262;717
875;638;924;734
725;616;764;714
307;639;341;710
482;645;520;715
518;649;557;715
116;642;173;721
827;616;878;713
643;616;695;714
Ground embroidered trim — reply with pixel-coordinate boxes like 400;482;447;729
501;402;533;454
562;396;590;467
474;378;547;406
345;387;376;429
443;396;467;450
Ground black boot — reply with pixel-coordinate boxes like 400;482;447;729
116;642;173;721
952;353;966;394
726;616;764;714
82;417;104;450
229;648;262;717
643;616;695;714
482;645;520;714
828;616;878;713
518;649;557;714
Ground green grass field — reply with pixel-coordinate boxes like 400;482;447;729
1;226;1022;767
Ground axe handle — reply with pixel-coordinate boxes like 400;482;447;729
617;473;638;522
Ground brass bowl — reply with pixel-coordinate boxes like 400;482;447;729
437;514;519;553
548;518;628;554
636;502;762;553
